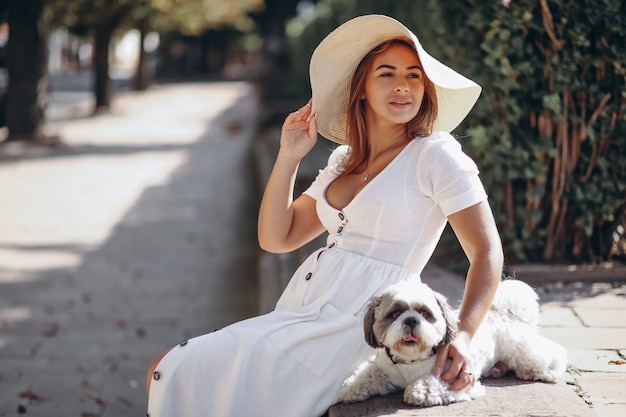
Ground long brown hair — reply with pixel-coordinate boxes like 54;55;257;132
341;38;438;176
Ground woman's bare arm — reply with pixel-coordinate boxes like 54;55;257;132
435;200;504;390
258;101;325;253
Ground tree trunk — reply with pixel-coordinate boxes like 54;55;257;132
134;19;149;91
5;0;48;142
93;23;114;112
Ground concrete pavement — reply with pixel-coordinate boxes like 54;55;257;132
0;78;624;417
1;81;261;416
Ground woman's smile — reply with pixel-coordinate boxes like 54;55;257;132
389;97;414;108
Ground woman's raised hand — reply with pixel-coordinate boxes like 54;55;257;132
280;99;317;160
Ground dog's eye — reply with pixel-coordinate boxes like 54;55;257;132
387;310;402;320
418;309;432;320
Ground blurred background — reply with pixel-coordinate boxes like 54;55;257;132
0;1;625;415
0;0;624;266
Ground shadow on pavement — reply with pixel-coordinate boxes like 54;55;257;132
0;82;261;417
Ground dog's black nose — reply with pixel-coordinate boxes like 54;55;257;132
404;317;418;328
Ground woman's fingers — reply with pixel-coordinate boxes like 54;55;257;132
448;367;475;391
291;100;312;120
441;351;464;382
434;344;450;377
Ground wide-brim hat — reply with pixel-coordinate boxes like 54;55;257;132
310;15;482;144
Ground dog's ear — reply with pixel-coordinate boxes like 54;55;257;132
364;296;384;348
435;292;458;345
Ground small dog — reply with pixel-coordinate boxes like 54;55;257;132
337;279;567;407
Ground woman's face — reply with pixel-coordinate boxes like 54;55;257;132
362;43;425;130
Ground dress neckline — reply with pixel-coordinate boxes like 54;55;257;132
323;138;417;212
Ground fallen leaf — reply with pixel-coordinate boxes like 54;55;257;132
226;120;244;134
81;413;97;417
19;390;44;402
41;323;59;338
609;359;625;365
117;395;133;407
88;392;106;407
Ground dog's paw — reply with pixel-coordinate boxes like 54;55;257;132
337;374;396;403
515;367;562;383
514;342;567;383
337;388;367;404
403;384;442;407
403;376;465;407
489;361;511;378
337;378;369;403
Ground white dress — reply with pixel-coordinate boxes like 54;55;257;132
147;131;487;417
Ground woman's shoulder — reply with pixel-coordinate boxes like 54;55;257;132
326;144;350;169
414;130;460;148
410;131;466;159
410;131;479;173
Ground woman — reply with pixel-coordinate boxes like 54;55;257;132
147;15;503;417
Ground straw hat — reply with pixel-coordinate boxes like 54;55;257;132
310;15;482;144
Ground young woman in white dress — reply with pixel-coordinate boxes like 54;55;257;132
146;14;503;417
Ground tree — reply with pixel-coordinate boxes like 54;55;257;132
3;0;50;142
47;0;134;112
433;0;626;264
48;0;265;111
0;0;267;143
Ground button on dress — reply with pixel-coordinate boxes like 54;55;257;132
147;131;487;417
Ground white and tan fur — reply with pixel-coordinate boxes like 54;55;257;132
337;279;567;407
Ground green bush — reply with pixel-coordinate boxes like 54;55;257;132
287;0;626;264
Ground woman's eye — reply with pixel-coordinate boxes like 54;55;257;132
409;73;421;79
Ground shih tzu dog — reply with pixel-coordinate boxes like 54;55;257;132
337;279;567;407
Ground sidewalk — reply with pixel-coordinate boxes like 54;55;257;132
0;81;261;416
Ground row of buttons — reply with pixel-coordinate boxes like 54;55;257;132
148;330;221;415
303;211;347;284
151;340;189;382
328;210;347;248
151;328;220;382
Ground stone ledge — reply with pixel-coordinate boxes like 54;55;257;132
328;376;596;417
505;263;626;285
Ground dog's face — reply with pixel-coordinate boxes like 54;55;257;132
364;281;457;362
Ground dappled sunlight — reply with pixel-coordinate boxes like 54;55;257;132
0;306;31;325
48;82;251;147
0;248;82;282
0;81;261;416
0;152;189;248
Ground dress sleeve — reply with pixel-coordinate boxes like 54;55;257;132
417;132;488;216
302;145;348;201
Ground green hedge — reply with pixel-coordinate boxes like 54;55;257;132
286;0;626;264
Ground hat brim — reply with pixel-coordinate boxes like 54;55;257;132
310;15;481;144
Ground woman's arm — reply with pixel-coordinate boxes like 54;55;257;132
258;101;325;253
435;200;504;390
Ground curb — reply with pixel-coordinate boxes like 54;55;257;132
506;263;626;285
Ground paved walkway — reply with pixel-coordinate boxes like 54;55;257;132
0;81;261;416
0;80;624;417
